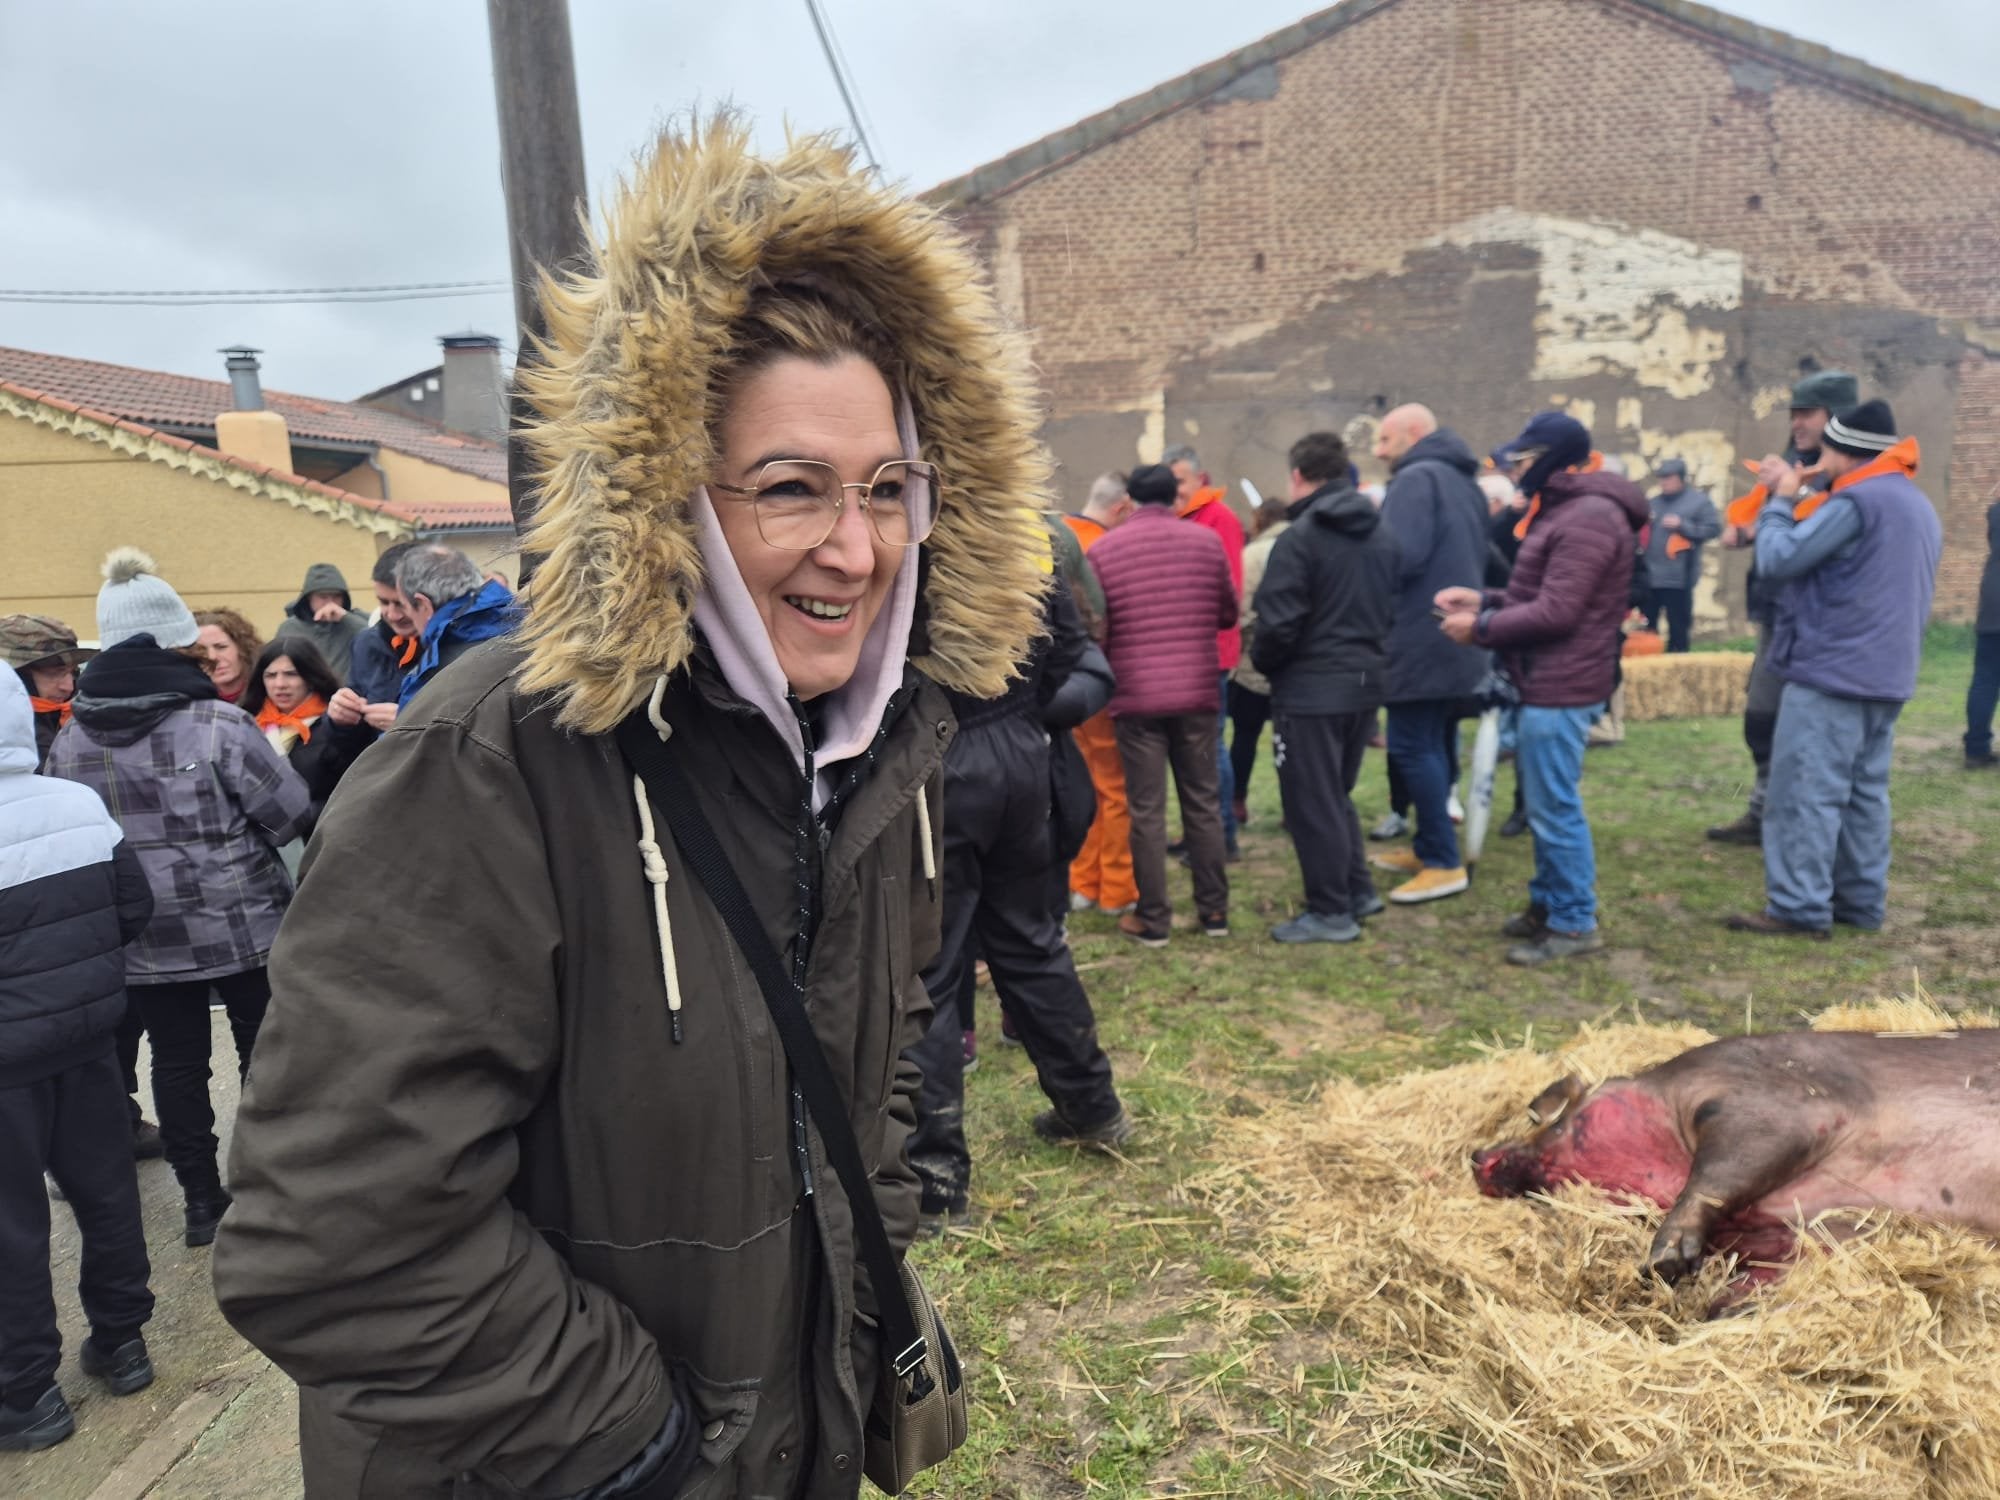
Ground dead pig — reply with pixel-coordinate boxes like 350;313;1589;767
1471;1029;2000;1293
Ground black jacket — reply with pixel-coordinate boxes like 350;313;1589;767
1380;429;1492;704
1;671;155;1086
345;619;408;709
1250;482;1400;715
1979;501;2000;635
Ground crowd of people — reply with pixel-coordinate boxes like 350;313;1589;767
1;540;514;1450
1060;373;1944;964
0;114;1967;1499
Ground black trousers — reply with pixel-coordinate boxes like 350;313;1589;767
1227;682;1271;805
908;716;1121;1213
1275;710;1377;919
132;968;270;1190
0;1049;154;1398
115;1004;146;1129
1643;586;1694;653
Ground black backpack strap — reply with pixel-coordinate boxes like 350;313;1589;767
613;711;933;1392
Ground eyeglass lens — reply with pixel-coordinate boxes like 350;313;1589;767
747;461;937;548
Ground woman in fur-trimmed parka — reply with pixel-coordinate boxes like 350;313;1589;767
212;117;1053;1500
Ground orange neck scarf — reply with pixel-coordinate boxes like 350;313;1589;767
257;694;328;746
1725;438;1918;529
396;633;418;668
1178;485;1226;519
1829;436;1920;494
31;697;72;726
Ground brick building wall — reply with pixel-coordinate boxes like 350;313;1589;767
936;0;2000;624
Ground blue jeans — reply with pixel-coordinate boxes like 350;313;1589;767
1966;632;2000;759
1386;700;1462;868
1764;682;1900;930
1216;671;1238;851
1515;703;1603;934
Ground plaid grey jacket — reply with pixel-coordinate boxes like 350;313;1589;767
47;699;311;982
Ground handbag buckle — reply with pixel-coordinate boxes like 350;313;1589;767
892;1337;929;1380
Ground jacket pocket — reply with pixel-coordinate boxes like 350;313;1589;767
648;1367;760;1500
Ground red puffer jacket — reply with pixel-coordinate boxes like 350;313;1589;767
1091;505;1239;718
1181;489;1246;670
1477;470;1647;708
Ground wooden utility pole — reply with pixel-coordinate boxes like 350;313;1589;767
486;0;588;555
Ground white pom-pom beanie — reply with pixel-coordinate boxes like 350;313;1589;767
97;547;199;650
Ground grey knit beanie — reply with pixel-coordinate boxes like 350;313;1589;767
97;547;199;649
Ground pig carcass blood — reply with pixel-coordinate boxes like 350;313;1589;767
1471;1030;2000;1296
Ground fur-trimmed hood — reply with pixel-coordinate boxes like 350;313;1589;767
514;115;1056;734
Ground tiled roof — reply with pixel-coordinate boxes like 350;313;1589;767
0;344;508;485
926;0;2000;208
0;378;511;533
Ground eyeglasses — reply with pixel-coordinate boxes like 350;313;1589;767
710;460;940;550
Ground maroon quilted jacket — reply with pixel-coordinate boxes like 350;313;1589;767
1476;470;1647;708
1091;505;1239;718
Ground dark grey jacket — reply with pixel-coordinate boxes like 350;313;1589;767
45;639;310;982
1379;430;1491;704
1642;485;1721;590
273;562;370;682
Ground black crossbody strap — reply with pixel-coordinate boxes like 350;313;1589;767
614;713;932;1389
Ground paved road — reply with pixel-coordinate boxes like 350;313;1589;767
0;1010;303;1500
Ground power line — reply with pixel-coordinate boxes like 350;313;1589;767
803;0;879;171
0;278;510;307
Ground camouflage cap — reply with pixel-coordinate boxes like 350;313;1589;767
1790;369;1859;413
1;613;97;671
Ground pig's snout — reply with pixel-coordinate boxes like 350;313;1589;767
1471;1142;1538;1198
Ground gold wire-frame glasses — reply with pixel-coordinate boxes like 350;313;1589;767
710;459;941;550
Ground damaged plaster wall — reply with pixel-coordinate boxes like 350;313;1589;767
1435;211;1744;400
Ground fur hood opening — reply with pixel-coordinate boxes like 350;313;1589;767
514;114;1055;734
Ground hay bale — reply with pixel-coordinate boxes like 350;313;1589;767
1620;651;1755;722
1198;999;2000;1498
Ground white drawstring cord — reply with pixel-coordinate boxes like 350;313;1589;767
634;675;685;1042
915;776;936;897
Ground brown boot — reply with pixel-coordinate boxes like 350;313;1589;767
1705;812;1762;846
1725;911;1830;940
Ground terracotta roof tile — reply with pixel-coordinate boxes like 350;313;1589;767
0;344;508;485
0;376;511;532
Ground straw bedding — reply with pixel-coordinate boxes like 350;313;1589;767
1197;997;2000;1497
1620;651;1755;722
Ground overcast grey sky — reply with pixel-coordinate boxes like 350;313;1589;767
2;0;1993;400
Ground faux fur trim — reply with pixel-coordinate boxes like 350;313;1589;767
514;114;1055;734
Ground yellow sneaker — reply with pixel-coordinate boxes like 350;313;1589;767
1368;847;1423;875
1388;866;1470;904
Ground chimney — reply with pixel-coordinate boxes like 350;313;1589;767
214;346;295;474
439;333;507;441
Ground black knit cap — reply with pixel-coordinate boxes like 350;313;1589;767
1821;398;1898;458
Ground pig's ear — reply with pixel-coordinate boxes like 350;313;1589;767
1527;1074;1586;1127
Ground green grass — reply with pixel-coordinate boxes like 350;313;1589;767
904;638;2000;1498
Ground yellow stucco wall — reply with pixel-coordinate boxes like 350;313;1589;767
371;448;507;508
1;410;395;639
